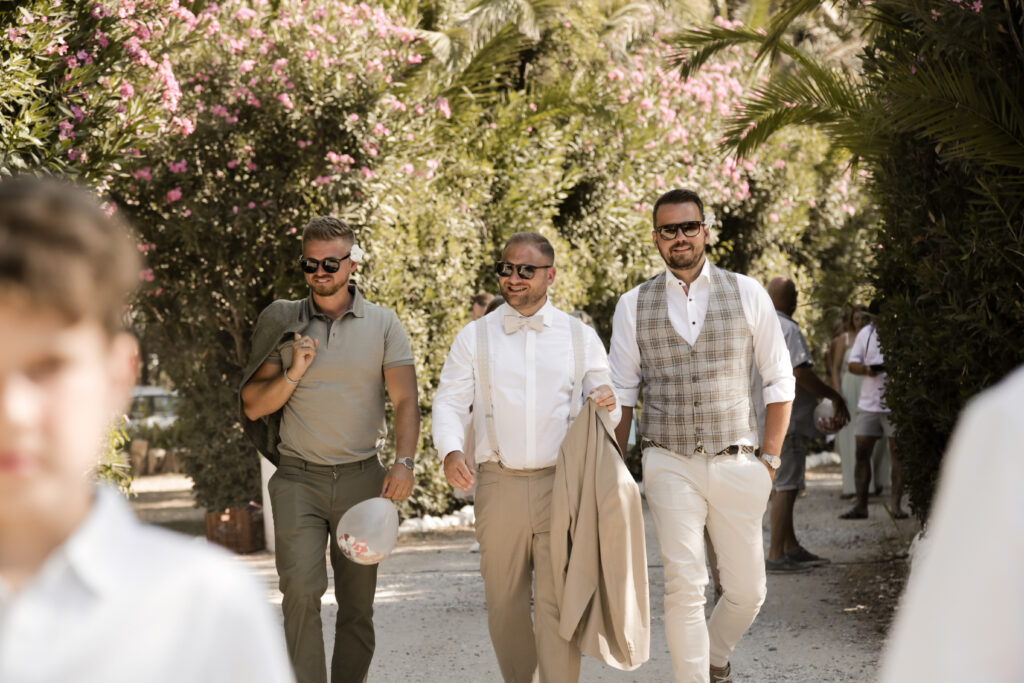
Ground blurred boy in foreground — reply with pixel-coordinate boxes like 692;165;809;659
0;176;294;683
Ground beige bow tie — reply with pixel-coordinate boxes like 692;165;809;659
503;314;544;334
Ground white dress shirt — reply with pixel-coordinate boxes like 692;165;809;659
609;261;795;447
0;488;294;683
879;365;1024;682
433;300;621;469
847;322;888;413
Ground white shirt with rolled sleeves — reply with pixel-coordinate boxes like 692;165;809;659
433;301;621;469
848;322;888;413
0;488;294;683
608;261;795;446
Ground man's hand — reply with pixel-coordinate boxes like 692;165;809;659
443;450;476;490
833;395;852;426
289;332;319;379
381;463;414;500
760;457;776;483
589;384;617;412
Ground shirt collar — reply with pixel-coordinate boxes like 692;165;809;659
663;258;712;291
499;299;555;327
305;284;364;320
26;487;135;601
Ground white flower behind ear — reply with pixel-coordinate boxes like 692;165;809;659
350;244;366;263
704;210;718;246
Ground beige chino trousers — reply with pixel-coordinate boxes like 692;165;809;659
475;462;582;683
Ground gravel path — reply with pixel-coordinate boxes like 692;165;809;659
133;463;916;682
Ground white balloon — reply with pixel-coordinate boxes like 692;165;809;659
337;497;399;565
814;399;843;435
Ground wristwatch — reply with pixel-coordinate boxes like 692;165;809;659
760;453;781;469
395;457;415;471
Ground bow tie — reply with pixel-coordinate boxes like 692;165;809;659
503;313;544;334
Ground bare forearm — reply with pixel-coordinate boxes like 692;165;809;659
848;361;871;376
795;366;842;402
762;401;792;455
615;406;634;455
393;397;420;460
241;373;297;420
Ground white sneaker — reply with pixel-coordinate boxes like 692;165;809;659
469;541;480;553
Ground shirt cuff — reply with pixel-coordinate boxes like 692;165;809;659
763;375;796;405
434;433;464;461
613;385;640;407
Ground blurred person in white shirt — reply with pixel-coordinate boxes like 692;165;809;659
0;176;293;683
880;364;1024;682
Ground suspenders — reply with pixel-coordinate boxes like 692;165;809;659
475;314;585;464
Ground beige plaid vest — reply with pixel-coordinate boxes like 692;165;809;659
636;265;755;455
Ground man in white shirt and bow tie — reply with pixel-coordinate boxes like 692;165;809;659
433;232;619;683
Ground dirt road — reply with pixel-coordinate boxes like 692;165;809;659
134;463;915;682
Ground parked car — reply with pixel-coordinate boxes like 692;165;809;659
129;386;180;429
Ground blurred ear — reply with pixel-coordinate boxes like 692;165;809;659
548;265;557;285
108;332;139;415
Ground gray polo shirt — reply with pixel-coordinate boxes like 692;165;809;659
777;311;817;437
265;286;414;465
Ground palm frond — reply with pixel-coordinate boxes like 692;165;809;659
881;58;1024;170
720;64;866;157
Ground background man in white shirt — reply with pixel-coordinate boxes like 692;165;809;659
0;176;293;683
609;189;794;683
840;300;905;519
433;232;619;682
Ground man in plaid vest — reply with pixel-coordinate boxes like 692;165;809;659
609;189;795;683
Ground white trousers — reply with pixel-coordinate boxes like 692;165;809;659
643;446;772;683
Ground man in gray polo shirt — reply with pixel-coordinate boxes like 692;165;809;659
241;217;419;683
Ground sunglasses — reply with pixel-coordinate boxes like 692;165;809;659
494;261;553;280
299;254;350;274
656;221;705;240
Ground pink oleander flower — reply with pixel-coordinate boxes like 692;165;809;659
172;116;195;136
360;166;376;178
246;161;258;171
769;213;779;223
435;97;451;119
277;93;294;109
167;160;187;173
235;7;257;20
133;167;152;181
157;55;181;112
401;163;414;174
119;82;135;99
70;105;85;122
239;59;255;73
58;120;74;141
314;175;332;185
166;187;182;203
139;268;155;282
348;113;359;122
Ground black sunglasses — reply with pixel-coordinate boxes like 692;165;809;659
494;261;553;280
656;221;705;240
299;254;350;274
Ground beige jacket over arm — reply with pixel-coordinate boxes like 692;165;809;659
551;399;651;671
